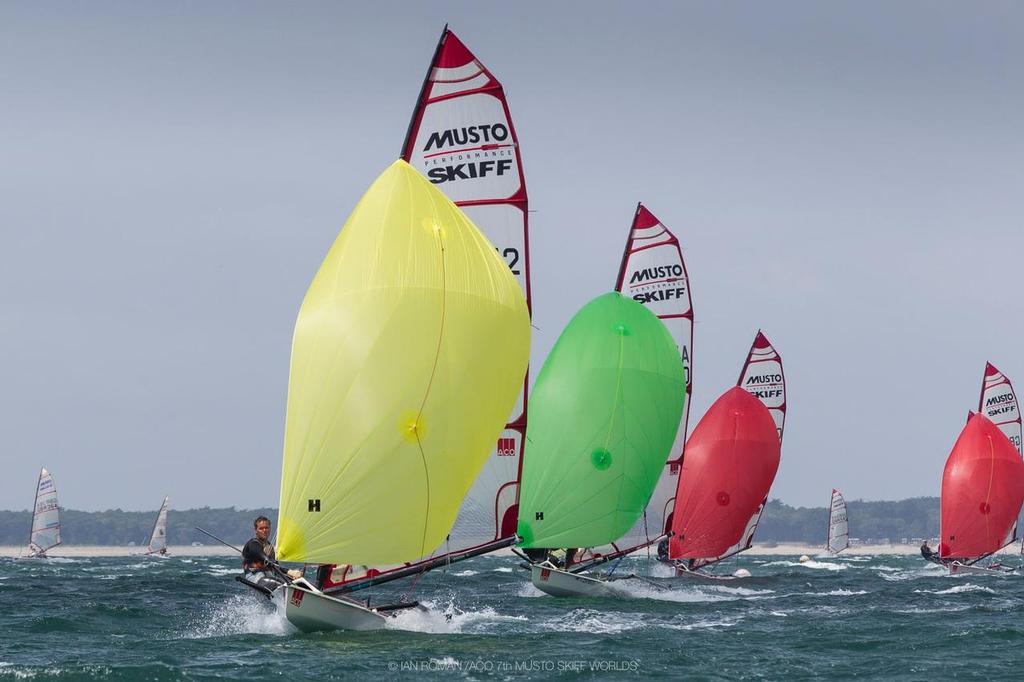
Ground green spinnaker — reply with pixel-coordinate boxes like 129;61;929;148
517;292;687;549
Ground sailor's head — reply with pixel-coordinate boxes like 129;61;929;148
254;516;271;541
921;539;929;546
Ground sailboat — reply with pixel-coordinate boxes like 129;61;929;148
25;468;61;559
827;489;849;554
316;26;532;594
144;496;170;556
571;204;694;569
516;292;686;597
938;413;1024;575
267;160;530;631
668;387;782;576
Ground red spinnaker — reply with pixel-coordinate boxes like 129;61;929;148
939;413;1024;561
669;387;781;563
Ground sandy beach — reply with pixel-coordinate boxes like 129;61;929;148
0;545;237;558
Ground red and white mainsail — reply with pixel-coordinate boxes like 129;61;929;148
978;362;1022;456
323;27;529;592
738;331;786;442
605;204;693;555
939;414;1024;561
669;387;782;567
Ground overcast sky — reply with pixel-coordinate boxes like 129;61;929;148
2;2;1022;512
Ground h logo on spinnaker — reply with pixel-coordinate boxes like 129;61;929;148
308;499;321;512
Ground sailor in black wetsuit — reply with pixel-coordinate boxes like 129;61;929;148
241;516;286;592
920;539;940;564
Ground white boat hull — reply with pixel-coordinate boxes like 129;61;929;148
530;564;622;598
282;584;387;632
948;562;1017;576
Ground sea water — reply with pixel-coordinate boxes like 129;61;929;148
1;553;1021;680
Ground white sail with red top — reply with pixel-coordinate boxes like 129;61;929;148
322;28;529;592
601;204;693;557
978;362;1022;456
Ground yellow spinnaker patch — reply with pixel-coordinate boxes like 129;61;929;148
276;160;530;565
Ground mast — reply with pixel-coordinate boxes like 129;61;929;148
324;28;530;592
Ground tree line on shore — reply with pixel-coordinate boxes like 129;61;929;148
0;498;950;547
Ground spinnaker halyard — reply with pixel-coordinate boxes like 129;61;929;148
25;468;61;559
270;161;530;631
516;292;686;597
827;489;849;554
320;27;531;593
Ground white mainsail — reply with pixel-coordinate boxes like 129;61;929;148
28;468;60;557
146;496;169;554
827;488;849;554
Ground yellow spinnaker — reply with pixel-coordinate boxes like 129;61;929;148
276;160;530;565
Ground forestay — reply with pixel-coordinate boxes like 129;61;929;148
827;489;849;554
275;161;530;567
606;204;694;555
516;293;686;550
29;468;61;556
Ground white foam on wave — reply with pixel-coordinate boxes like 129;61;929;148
928;583;997;596
806;589;868;597
386;598;527;634
177;593;293;639
491;567;514;573
661;615;743;630
517;581;546;598
880;565;946;582
205;568;241;577
763;559;847;571
538;608;644;634
611;580;775;604
452;570;478;577
0;663;113;679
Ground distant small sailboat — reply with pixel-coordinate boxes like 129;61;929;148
668;387;782;576
26;468;61;559
145;496;170;556
265;160;530;631
827;489;849;554
516;292;686;597
939;413;1024;575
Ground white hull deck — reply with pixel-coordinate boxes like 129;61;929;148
948;562;1018;577
282;582;387;632
530;563;625;598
